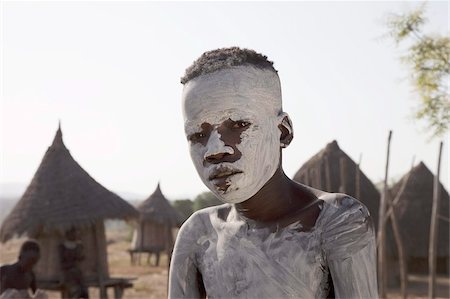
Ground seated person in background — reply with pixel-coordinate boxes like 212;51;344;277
59;227;89;299
169;47;378;298
0;240;47;299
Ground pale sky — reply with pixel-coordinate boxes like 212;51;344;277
1;1;448;201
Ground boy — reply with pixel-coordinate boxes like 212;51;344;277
0;240;47;299
169;47;377;298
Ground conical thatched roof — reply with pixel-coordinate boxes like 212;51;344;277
0;126;138;242
137;184;182;227
293;140;380;227
388;161;449;258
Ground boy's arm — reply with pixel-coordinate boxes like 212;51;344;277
168;212;206;298
322;196;378;299
169;253;206;299
327;239;377;298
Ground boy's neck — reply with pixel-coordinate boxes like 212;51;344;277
234;166;314;223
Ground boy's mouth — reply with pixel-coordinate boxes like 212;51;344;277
208;167;243;181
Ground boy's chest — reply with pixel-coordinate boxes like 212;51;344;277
196;222;329;298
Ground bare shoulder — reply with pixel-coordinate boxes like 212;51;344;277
177;203;232;244
317;192;375;260
322;191;366;206
298;182;367;209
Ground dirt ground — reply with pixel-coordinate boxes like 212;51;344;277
0;229;168;299
1;229;449;299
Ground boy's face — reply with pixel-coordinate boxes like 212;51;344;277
182;66;283;203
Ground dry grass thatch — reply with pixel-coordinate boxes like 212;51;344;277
388;161;449;259
0;126;138;242
137;184;182;227
293;140;381;228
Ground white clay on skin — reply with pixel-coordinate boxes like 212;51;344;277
171;65;378;299
169;192;378;298
182;66;289;203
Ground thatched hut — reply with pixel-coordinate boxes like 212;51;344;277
0;125;138;286
293;140;381;227
130;184;181;265
388;161;449;274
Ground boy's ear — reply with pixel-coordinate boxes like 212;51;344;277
278;112;293;148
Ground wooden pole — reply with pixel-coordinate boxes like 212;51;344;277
376;155;415;298
377;169;412;247
380;156;416;228
378;130;392;299
385;192;408;299
382;165;413;228
139;222;145;265
428;141;443;299
95;222;108;299
375;156;412;299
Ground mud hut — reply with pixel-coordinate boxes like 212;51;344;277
388;161;449;274
130;184;181;265
0;125;138;287
293;140;380;227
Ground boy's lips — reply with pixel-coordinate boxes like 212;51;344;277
208;167;243;181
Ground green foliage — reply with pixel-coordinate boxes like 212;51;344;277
386;4;450;137
193;191;222;211
172;199;194;223
387;5;426;43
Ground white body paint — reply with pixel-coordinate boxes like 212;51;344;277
182;66;288;203
169;192;378;298
175;64;377;298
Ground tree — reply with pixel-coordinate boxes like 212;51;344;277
172;199;194;223
193;191;222;211
386;3;450;137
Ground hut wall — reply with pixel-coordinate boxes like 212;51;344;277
34;222;109;281
131;221;173;251
91;221;109;280
34;235;61;280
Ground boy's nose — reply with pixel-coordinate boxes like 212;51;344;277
204;130;234;164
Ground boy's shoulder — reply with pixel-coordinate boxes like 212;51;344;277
320;191;370;213
313;190;375;260
180;204;233;236
300;183;371;219
181;203;232;230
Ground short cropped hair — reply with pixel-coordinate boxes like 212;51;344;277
181;47;277;84
20;240;40;254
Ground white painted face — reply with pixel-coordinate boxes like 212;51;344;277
182;65;289;203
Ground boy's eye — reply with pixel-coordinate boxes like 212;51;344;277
189;132;207;142
231;121;251;129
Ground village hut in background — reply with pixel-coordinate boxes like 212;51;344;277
129;183;182;266
388;161;449;274
293;140;381;227
0;125;138;297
